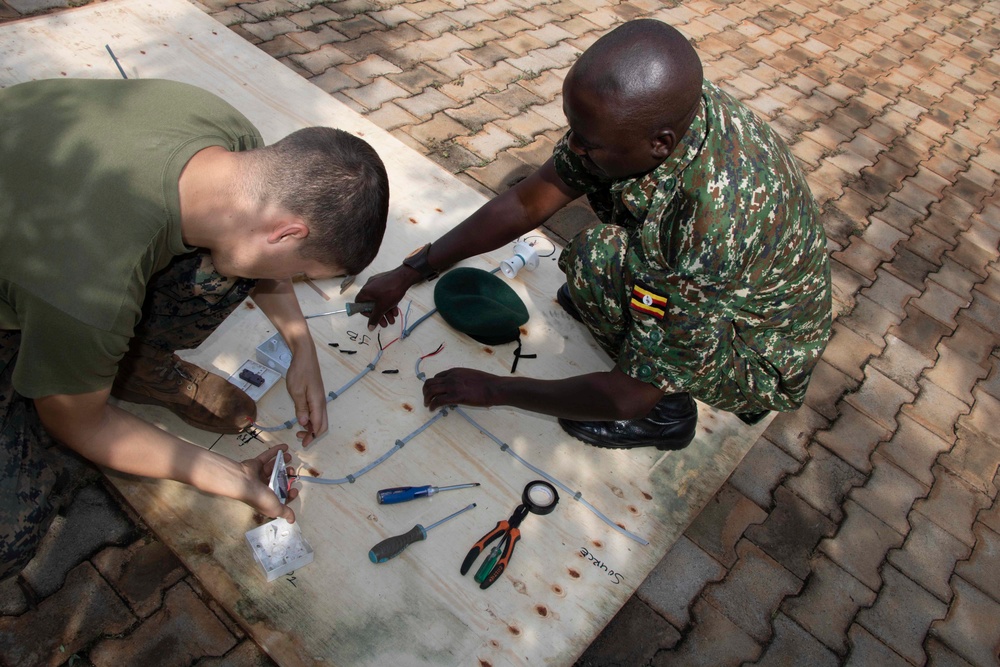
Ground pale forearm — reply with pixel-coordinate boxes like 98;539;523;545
47;399;256;504
251;279;312;352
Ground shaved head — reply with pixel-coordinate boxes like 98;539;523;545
567;19;703;138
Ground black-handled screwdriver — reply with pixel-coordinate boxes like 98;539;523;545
369;503;476;563
304;302;375;319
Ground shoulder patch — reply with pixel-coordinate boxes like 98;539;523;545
630;280;667;320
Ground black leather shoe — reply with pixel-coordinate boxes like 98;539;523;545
559;392;698;451
556;283;583;322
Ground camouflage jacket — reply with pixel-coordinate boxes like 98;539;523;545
553;80;831;412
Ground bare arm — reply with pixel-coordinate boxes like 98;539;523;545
251;278;327;447
34;389;296;521
422;367;666;421
357;159;581;327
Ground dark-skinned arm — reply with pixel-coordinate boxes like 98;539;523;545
34;389;298;521
422;366;667;421
356;158;581;329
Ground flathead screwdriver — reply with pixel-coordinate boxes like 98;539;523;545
304;302;375;319
369;503;476;563
377;482;480;505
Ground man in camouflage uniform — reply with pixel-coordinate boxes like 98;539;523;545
1;78;389;578
357;19;831;451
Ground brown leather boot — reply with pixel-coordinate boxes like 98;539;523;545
112;345;256;434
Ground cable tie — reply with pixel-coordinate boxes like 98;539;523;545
573;491;582;501
346;474;356;483
500;443;509;451
366;362;376;370
395;439;406;449
327;390;338;400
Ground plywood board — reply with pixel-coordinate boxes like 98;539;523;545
0;2;773;664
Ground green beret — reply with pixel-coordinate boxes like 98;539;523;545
434;268;529;345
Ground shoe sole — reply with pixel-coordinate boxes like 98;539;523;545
559;422;695;451
111;385;252;435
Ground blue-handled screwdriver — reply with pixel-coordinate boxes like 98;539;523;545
377;482;480;505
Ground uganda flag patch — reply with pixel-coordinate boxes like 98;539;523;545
630;281;667;319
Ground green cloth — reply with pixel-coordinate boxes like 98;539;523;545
434;268;528;345
553;79;831;413
0;78;263;398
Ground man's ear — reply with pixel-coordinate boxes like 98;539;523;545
266;217;310;244
651;129;676;160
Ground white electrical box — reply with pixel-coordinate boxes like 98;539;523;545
245;517;314;582
255;332;294;377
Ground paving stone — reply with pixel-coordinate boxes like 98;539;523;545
938;426;1000;498
20;484;136;598
728;436;802;510
803;359;860;422
888;302;954;361
838;295;901;350
844;624;913;667
901;378;971;444
904;225;954;266
91;538;186;619
960;389;1000;449
929;258;985;303
924;637;975;667
815;402;892;474
761;405;830;462
577;596;680;666
781;555;876;655
889;511;971;604
930;576;1000;667
964;292;1000;339
927;344;992;408
462;151;534;193
746;486;836;579
637;535;726;629
649;598;762;667
861;268;920;318
193;639;274;667
366;101;420;131
684;484;766;568
912;282;972;330
913;466;992;548
89;581;236;667
406;112;470;149
456;123;519;160
0;563;133;667
821;321;880;382
819;499;904;590
843;366;915;432
857;564;949;665
702;539;802;643
869;333;934;395
748;612;839;667
955;522;1000;604
884;247;937;290
786;440;866;523
850;450;929;535
831;258;872;308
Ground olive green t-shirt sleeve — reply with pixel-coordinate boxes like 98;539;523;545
13;294;128;398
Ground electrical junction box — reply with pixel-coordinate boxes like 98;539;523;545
256;332;293;377
245;517;315;582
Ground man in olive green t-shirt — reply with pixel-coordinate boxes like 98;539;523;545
0;78;390;578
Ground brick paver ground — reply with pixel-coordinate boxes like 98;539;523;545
1;0;999;665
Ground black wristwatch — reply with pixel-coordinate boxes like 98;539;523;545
402;243;439;282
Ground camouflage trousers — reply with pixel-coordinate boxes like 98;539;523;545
0;250;254;580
